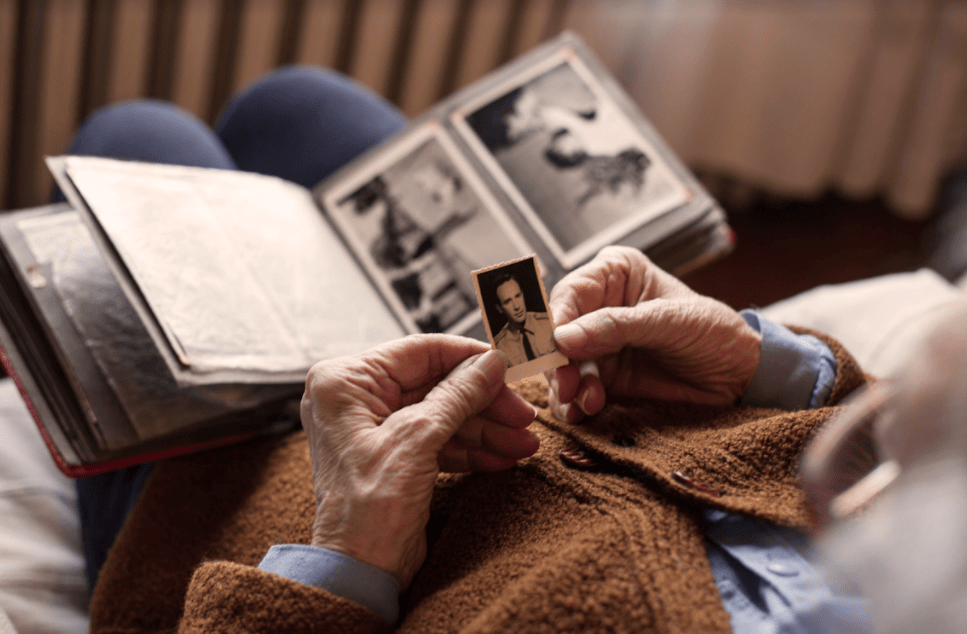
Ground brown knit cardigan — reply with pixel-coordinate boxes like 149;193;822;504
88;330;867;634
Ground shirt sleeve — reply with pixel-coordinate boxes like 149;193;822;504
258;544;400;625
739;310;837;410
712;312;867;633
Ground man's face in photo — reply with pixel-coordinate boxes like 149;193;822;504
496;278;526;325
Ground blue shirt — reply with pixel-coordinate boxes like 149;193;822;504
258;311;872;631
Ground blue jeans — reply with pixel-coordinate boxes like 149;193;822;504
72;66;407;590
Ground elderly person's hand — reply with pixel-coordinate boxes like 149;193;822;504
547;246;762;422
301;335;538;590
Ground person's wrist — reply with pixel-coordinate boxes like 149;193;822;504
698;298;763;402
735;319;764;398
311;521;400;583
311;501;422;589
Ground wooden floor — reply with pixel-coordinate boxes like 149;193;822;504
683;194;934;312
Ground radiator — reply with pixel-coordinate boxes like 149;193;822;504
0;0;570;211
3;0;967;219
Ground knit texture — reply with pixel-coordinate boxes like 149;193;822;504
88;329;867;634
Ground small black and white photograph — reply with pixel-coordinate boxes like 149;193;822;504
324;126;532;335
473;255;568;383
454;51;690;269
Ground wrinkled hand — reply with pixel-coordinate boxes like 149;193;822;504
546;246;762;423
301;335;538;589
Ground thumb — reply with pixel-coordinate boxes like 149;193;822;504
398;349;508;440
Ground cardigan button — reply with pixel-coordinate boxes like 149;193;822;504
672;471;720;497
767;561;800;577
559;441;598;469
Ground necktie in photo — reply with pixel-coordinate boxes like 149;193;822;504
521;329;535;360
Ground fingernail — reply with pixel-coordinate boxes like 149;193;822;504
554;323;585;349
474;349;507;388
578;360;599;378
558;402;585;425
574;387;591;415
550;400;569;422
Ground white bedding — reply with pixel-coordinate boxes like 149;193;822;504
0;378;89;633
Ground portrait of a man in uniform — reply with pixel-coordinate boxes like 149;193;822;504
490;272;557;367
473;256;567;380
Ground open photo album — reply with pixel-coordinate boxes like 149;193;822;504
0;32;732;476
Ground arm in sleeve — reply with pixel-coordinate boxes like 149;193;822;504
739;310;837;410
175;556;395;634
258;544;399;624
710;313;871;634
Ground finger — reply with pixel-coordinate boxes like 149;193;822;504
449;416;540;459
549;370;607;422
547;262;611;327
467;450;520;472
478;385;538;429
302;359;389;435
370;334;491;394
547;391;585;424
304;335;490;421
573;373;606;417
547;362;582;405
553;301;679;361
549;246;697;329
438;445;520;473
607;363;740;405
547;246;652;326
390;348;507;441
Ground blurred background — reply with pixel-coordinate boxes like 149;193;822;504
1;0;966;309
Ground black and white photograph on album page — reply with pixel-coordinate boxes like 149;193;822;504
452;46;691;270
321;123;533;336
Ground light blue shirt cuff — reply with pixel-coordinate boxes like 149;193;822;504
739;310;837;410
258;544;400;624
